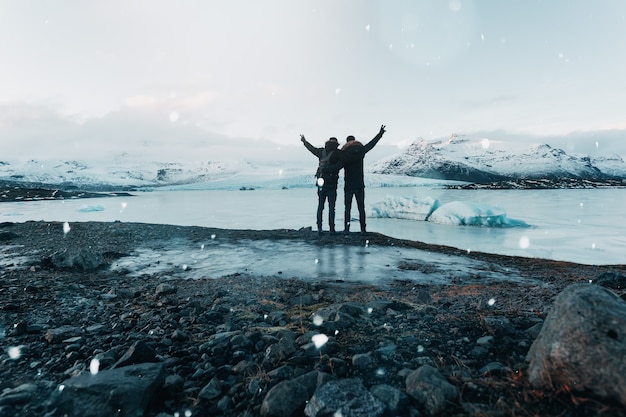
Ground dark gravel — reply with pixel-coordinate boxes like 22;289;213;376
1;220;626;416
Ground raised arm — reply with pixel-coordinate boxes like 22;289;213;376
363;124;386;154
300;134;322;157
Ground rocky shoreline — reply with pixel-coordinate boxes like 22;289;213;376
1;220;626;417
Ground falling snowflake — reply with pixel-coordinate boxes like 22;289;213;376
63;222;71;235
519;236;530;249
90;358;100;375
8;346;22;360
312;333;329;348
312;314;324;326
488;298;496;306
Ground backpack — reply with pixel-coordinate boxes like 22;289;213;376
315;149;336;179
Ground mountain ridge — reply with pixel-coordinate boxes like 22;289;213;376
2;135;626;193
371;135;626;188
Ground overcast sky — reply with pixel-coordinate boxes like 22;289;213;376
1;0;625;161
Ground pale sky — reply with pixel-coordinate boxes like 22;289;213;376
1;0;626;161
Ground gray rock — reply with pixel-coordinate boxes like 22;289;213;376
44;248;107;271
155;283;177;295
265;336;297;365
260;379;310;417
170;329;189;341
352;353;373;369
481;316;517;337
45;362;165;417
267;365;293;381
526;283;626;407
415;289;433;304
311;303;365;331
44;326;82;343
524;322;543;339
370;383;409;415
163;374;184;390
594;272;626;290
198;377;223;401
305;378;385;417
0;383;37;406
405;365;459;416
293;371;334;397
476;335;494;346
478;362;511;376
216;395;233;412
112;340;157;368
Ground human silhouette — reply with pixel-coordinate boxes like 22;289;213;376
301;135;343;235
339;124;386;233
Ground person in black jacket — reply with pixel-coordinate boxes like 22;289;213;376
339;124;386;234
301;135;343;235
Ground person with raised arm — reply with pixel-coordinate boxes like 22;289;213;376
300;135;343;235
338;124;386;234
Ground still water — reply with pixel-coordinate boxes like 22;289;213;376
1;187;624;265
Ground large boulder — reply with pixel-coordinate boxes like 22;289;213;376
42;248;107;271
45;363;166;417
304;378;385;417
405;365;459;416
526;283;626;407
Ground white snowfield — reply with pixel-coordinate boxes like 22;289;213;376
1;135;625;191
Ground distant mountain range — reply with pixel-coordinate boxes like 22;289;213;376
371;135;626;189
2;135;626;196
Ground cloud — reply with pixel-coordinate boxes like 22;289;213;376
124;95;158;108
0;101;310;164
2;101;623;167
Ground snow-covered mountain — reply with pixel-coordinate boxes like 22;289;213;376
0;156;258;191
2;134;626;193
371;135;626;186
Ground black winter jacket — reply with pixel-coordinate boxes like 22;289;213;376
302;139;343;189
338;131;384;190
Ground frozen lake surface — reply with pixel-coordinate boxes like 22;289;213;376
2;187;624;266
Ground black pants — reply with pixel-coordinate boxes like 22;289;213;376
317;186;337;231
344;188;366;232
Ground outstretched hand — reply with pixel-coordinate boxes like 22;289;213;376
379;125;386;135
300;134;306;143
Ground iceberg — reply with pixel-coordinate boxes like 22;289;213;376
428;201;529;227
78;204;106;213
370;196;529;228
370;195;440;221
